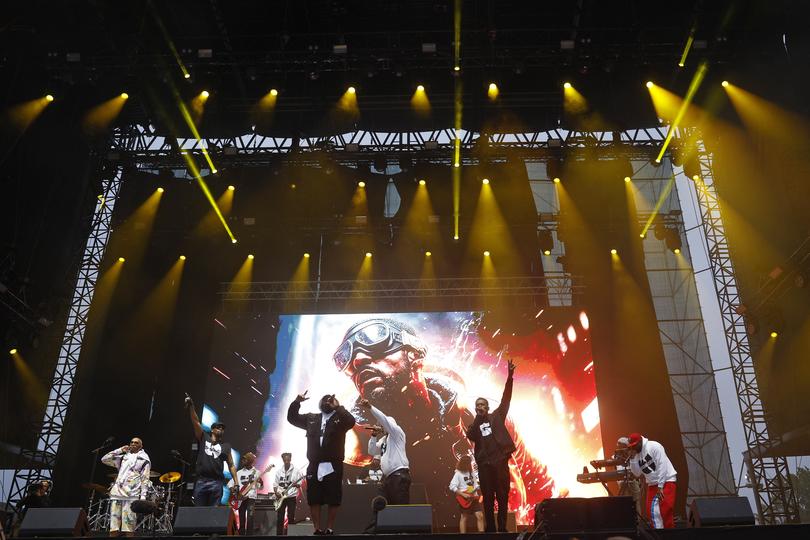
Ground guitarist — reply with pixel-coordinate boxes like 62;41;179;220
228;452;267;536
449;455;483;533
273;453;303;535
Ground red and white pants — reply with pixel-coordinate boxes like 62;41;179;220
645;482;676;529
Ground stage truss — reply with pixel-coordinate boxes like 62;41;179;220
8;125;795;524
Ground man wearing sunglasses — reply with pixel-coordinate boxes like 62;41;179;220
333;318;554;530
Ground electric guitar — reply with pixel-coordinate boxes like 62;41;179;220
229;463;274;510
456;485;481;509
274;478;303;511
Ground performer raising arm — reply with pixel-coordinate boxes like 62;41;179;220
185;394;238;506
287;391;356;535
359;399;411;505
466;358;517;533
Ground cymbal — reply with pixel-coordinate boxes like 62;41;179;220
82;483;109;494
159;472;181;484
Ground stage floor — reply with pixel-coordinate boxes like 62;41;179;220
40;524;810;540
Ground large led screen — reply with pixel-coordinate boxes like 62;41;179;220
204;309;604;527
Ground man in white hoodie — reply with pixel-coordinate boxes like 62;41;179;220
101;438;151;536
626;433;677;529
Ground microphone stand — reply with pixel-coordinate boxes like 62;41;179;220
171;452;192;508
87;438;113;508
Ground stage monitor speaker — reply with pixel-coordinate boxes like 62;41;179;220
536;497;636;536
376;504;432;534
18;508;88;537
172;506;235;535
688;497;755;527
287;522;316;536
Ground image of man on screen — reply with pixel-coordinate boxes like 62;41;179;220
332;317;554;528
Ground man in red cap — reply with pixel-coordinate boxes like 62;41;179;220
625;433;677;528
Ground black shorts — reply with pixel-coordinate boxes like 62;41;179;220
459;498;483;515
306;462;344;506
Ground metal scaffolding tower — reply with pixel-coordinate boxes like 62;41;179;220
692;139;799;523
5;166;123;511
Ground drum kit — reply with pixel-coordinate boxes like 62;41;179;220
86;470;183;535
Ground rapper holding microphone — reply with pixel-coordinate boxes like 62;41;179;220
101;438;151;536
466;358;516;533
287;391;356;535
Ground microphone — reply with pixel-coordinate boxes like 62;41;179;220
104;436;115;446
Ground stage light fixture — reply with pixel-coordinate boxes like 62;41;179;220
201;90;210;98
365;252;372;258
290;183;296;189
118;257;126;262
247;254;255;260
487;82;499;99
553;177;561;183
231;239;238;244
543;250;551;256
347;86;356;94
454;66;460;72
270;89;278;96
425;251;432;257
674;248;681;254
157;187;164;193
304;252;310;258
482;178;490;185
228;185;235;191
184;73;191;79
646;81;654;88
121;92;129;99
417;84;425;92
722;80;729;88
453;235;459;240
418;179;426;186
358;181;366;188
563;82;572;89
10;348;18;355
45;94;54;102
453;162;460;168
483;250;490;257
692;175;700;182
640;233;646;239
179;255;186;260
770;331;778;338
610;249;617;255
624;176;631;183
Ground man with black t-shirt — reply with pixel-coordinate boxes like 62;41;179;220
466;358;516;533
287;391;356;535
185;395;239;506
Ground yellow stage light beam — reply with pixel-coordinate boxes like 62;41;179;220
654;61;708;163
724;82;810;148
487;82;499;100
678;29;695;68
639;173;676;238
190;90;210;125
10;348;18;355
290;253;311;283
129;257;186;337
175;95;218;173
146;0;191;79
112;187;164;267
480;249;496;280
82;93;129;135
337;86;359;114
11;350;47;409
419;249;436;290
411;84;431;113
258;88;279;112
229;254;255;299
285;253;311;311
452;0;463;239
178;147;235;242
563;83;588;115
87;257;126;331
194;186;234;237
4;96;54;133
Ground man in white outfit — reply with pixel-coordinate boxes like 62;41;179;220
101;437;151;537
626;433;677;529
359;399;411;504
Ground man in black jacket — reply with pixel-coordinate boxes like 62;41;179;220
287;391;356;535
466;358;516;532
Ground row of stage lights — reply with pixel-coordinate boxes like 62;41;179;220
36;80;737;104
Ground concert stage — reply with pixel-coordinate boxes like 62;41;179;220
28;526;810;540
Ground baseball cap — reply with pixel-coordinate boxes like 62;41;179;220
627;433;643;448
211;422;226;431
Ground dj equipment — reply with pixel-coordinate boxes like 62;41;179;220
688;497;755;527
576;469;629;484
18;508;89;537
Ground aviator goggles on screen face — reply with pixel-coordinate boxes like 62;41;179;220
333;320;426;372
